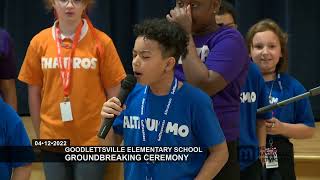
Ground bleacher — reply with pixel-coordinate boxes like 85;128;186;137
291;122;320;180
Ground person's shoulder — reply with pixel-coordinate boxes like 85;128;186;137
131;83;145;94
92;28;113;44
245;62;267;93
280;73;306;92
280;73;302;86
126;83;145;102
249;61;259;71
248;61;263;78
29;27;52;45
0;99;20;129
0;28;10;38
180;83;212;104
216;26;244;40
33;27;52;39
210;26;247;51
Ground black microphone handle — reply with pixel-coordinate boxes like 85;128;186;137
97;117;116;139
97;88;131;139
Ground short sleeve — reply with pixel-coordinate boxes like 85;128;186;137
6;113;32;168
18;40;43;86
256;68;272;120
112;113;124;135
293;83;315;127
205;33;248;83
99;38;126;89
192;93;225;147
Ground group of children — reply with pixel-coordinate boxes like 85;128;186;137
0;0;316;180
216;1;315;180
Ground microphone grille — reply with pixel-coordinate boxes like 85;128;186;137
121;74;137;90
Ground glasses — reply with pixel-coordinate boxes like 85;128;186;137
57;0;83;6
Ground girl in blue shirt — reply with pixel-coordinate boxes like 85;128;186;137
247;19;315;180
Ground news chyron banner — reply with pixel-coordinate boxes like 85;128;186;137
0;139;205;162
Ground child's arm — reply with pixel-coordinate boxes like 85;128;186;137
0;79;17;110
266;117;315;139
256;119;267;165
167;5;229;96
28;85;41;138
182;36;228;96
195;141;229;180
11;164;32;180
105;84;121;100
100;97;124;145
101;128;123;146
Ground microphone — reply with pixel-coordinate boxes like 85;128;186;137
97;74;137;139
257;86;320;114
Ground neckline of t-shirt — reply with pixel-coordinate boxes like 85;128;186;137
193;26;230;40
148;82;186;98
51;19;89;42
265;73;284;84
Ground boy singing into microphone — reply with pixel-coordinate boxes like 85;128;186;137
100;18;228;179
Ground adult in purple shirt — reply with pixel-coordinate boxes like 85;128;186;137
167;0;248;179
0;28;17;111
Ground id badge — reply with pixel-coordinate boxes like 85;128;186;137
265;147;279;169
60;100;73;122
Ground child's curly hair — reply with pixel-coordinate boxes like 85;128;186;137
134;18;189;62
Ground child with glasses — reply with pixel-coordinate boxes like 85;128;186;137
18;0;126;179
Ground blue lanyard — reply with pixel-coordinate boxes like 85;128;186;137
140;78;178;180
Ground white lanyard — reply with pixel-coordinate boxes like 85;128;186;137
140;78;178;143
268;73;283;104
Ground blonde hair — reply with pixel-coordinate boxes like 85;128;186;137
44;0;95;11
246;19;288;73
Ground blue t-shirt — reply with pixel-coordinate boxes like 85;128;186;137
266;73;315;127
0;98;31;180
113;82;225;180
239;62;272;170
175;26;249;141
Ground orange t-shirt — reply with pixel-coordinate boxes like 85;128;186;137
19;20;126;146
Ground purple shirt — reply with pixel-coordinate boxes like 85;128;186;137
175;26;249;141
0;28;17;79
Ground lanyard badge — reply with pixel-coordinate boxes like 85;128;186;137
55;21;83;122
265;138;279;169
140;78;178;179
